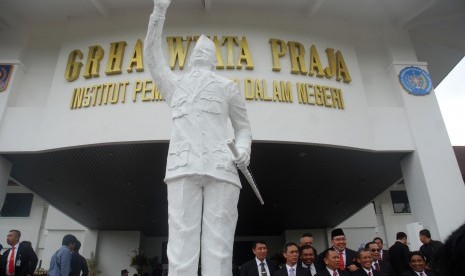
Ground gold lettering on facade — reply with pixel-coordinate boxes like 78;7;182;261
280;81;293;102
70;81;130;109
324;48;336;78
336;50;351;83
269;38;287;72
133;80;164;102
256;79;271;101
296;82;344;109
244;78;254;100
287;41;308;75
309;45;325;78
167;36;192;70
236;37;254;70
127;39;144;73
105;41;127;75
244;78;271;101
222;36;239;69
65;50;83;82
83;45;104;79
212;36;225;69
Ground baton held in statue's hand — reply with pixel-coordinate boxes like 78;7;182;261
226;139;265;205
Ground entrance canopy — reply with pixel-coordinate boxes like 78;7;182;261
4;143;409;236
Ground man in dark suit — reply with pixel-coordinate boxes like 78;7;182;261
364;242;393;276
351;249;382;276
418;229;442;273
0;229;38;276
70;240;89;276
298;245;317;276
317;229;358;273
240;241;278;276
316;249;347;276
373;238;389;263
300;233;319;268
401;252;436;276
388;232;410;276
274;243;310;276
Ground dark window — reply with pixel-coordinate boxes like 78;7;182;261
1;193;34;217
390;191;411;213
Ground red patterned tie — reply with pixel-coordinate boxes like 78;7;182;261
419;273;424;276
8;246;15;274
368;272;372;276
333;270;338;276
339;251;344;270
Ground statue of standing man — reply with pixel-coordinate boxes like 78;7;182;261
144;1;252;276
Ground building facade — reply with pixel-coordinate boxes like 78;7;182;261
1;0;465;275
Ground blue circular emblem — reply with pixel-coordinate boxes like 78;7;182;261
399;66;432;96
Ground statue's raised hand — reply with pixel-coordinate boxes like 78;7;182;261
154;0;171;10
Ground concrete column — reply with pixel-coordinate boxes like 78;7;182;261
0;156;13;210
389;61;465;241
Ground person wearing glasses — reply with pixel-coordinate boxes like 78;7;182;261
365;242;393;276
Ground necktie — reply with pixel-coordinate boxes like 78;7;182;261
339;251;344;270
368;272;372;276
374;262;381;271
289;267;295;276
419;273;424;276
333;270;338;276
260;262;268;276
8;246;15;274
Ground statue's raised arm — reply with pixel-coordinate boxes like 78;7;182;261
144;0;176;102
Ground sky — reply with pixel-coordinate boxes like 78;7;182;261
435;57;465;146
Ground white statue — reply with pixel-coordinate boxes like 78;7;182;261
144;1;252;276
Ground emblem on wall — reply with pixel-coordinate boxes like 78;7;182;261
0;64;14;93
399;66;432;96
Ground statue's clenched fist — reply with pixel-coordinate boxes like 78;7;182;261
154;0;171;10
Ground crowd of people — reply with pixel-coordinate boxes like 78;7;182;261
0;231;87;276
1;223;465;276
238;225;465;276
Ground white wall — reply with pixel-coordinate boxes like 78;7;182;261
0;9;418;153
0;184;46;254
332;204;378;250
97;231;141;276
378;186;414;247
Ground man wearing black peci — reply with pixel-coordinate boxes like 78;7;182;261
317;229;357;273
